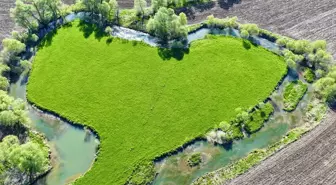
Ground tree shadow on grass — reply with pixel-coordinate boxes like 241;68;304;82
157;48;190;61
38;29;58;49
77;20;108;41
243;40;251;50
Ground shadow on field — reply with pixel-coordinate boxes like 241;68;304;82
157;48;190;61
38;29;58;49
77;20;108;41
242;40;251;49
218;0;241;10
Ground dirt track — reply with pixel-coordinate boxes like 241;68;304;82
1;0;336;184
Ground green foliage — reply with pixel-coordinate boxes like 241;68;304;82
240;29;249;39
0;135;49;184
286;39;312;54
303;68;315;83
146;7;187;41
27;23;286;185
10;0;62;29
283;80;308;111
282;49;304;68
134;0;147;16
188;153;202;167
126;161;155;185
206;15;238;29
0;90;29;127
240;24;260;36
192;127;308;185
244;102;274;133
313;77;336;99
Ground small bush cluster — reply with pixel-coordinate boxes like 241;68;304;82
303;68;315;83
188;153;202;167
205;15;238;29
244;102;274;134
283;80;308;111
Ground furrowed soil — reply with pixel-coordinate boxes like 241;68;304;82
1;0;336;184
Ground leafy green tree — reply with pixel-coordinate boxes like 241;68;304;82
134;0;147;17
151;0;167;12
240;29;249;39
0;77;9;91
147;7;187;41
240;24;259;36
11;0;63;28
313;77;336;99
9;142;48;183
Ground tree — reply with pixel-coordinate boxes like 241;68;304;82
240;24;259;36
147;7;187;41
11;0;63;28
134;0;147;17
9;142;48;183
0;77;9;91
0;38;26;73
151;0;167;12
240;29;249;39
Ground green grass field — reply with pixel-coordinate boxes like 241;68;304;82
27;22;286;185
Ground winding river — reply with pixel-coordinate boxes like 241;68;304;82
7;13;311;185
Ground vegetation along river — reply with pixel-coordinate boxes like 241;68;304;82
7;13;312;184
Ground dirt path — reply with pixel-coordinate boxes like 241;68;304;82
227;111;336;185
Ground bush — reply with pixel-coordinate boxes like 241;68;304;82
283;80;308;111
188;153;202;167
206;15;238;29
244;102;274;133
240;24;259;36
303;68;315;83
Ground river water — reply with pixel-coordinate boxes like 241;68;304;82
8;14;309;185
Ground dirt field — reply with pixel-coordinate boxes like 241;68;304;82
1;0;336;184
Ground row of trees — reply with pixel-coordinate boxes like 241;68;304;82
0;135;49;184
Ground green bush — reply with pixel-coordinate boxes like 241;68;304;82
244;102;274;133
283;80;308;111
303;68;315;83
188;153;202;167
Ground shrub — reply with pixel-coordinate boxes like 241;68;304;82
244;102;274;133
206;15;238;29
283;80;308;111
188;153;202;167
146;7;187;41
303;68;315;83
240;24;259;36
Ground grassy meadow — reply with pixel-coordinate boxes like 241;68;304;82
27;22;287;184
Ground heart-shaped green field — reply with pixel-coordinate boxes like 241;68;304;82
27;22;286;185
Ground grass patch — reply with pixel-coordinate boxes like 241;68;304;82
303;68;315;83
244;102;274;133
27;21;286;185
283;80;308;111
